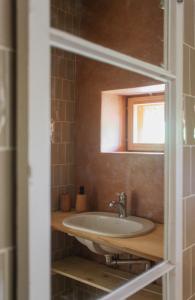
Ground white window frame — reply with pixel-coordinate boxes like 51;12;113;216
127;94;165;152
16;1;183;300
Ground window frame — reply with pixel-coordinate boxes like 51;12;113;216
127;94;165;152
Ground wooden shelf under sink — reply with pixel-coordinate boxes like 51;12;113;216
51;211;164;262
52;256;162;300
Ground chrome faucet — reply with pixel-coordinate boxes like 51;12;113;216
109;192;127;218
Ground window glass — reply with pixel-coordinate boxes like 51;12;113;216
133;102;165;144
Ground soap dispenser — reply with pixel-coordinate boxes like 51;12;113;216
75;186;88;212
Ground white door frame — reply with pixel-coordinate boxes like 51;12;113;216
16;0;51;300
16;1;183;300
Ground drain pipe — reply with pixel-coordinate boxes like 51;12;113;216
105;255;151;271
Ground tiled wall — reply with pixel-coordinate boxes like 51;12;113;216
0;0;15;300
77;0;164;66
51;0;80;36
51;0;79;213
51;1;80;299
183;0;195;299
51;47;76;212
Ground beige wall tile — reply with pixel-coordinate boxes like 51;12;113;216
183;44;190;95
0;251;13;300
183;146;191;197
191;147;195;194
0;151;13;249
0;50;14;147
183;248;192;300
185;196;195;247
190;49;195;96
0;0;14;299
184;0;195;47
184;96;195;145
192;245;195;295
184;0;195;295
183;198;187;248
0;252;5;299
0;0;13;48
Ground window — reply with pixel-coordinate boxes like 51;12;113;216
127;95;165;152
101;90;165;153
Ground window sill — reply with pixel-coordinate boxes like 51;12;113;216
100;151;164;155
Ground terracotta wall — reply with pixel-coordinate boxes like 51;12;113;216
79;0;163;66
75;56;164;223
51;1;80;299
0;0;15;300
51;0;80;212
74;0;164;224
101;94;126;152
51;47;76;212
183;0;195;299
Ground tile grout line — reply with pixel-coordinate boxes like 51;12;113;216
184;198;187;249
184;243;195;252
0;45;15;52
190;246;193;297
0;247;14;255
190;146;192;195
184;41;195;51
189;46;192;98
188;290;195;299
183;93;195;98
183;145;195;148
0;147;16;152
194;0;195;50
183;194;195;200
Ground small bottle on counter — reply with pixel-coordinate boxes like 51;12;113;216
75;186;88;212
60;193;71;212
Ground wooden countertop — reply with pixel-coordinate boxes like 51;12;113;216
51;211;164;262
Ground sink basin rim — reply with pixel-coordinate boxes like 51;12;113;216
62;212;155;238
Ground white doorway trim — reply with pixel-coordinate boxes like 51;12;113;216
101;261;174;300
17;0;51;300
50;28;175;82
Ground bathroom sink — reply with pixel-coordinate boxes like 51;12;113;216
63;212;155;238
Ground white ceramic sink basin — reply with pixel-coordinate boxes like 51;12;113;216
63;212;155;238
